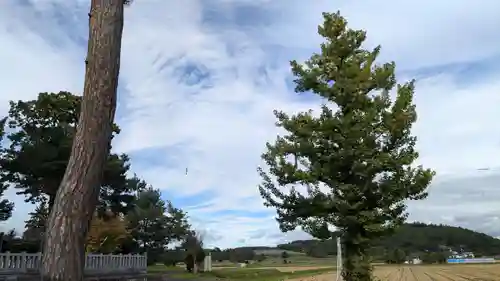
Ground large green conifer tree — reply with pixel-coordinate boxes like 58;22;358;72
258;12;435;281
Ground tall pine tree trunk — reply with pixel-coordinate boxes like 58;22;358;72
40;1;124;280
342;241;373;281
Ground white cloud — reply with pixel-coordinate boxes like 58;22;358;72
258;0;500;70
0;0;499;248
0;2;84;113
412;73;500;174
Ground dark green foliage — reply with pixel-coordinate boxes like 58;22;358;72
116;236;140;254
281;251;289;259
384;248;406;264
277;223;500;259
182;231;206;272
258;12;434;281
279;239;336;255
306;244;329;258
420;251;448;264
382;223;500;257
211;247;255;262
127;187;191;263
23;199;49;241
0;92;140;217
229;248;255;262
185;256;194;272
207;224;499;264
281;250;289;263
0;195;12;222
184;251;206;272
0;118;13;221
163;249;185;266
1;230;40;253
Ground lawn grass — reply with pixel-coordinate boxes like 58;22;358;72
244;255;337;268
246;260;335;268
171;267;334;281
147;264;184;273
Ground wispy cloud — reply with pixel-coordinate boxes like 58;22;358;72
1;0;499;247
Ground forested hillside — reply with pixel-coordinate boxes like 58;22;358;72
276;223;500;258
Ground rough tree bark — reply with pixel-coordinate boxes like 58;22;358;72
41;1;125;280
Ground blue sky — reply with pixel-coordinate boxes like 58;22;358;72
1;0;500;248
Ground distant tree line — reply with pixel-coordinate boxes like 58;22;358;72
277;222;500;261
0;186;195;264
163;246;271;266
209;247;258;263
0;92;205;272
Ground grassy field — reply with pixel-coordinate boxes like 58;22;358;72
150;263;500;280
249;255;336;267
172;267;334;281
253;249;305;256
210;250;336;268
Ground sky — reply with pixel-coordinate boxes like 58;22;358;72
1;0;500;249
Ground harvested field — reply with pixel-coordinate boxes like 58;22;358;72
287;264;500;281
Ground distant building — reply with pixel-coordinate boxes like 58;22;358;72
449;251;475;259
405;257;422;264
412;258;422;264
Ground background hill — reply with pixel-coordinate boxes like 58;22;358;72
204;223;500;265
274;222;500;258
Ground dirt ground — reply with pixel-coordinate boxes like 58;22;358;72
286;264;500;281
